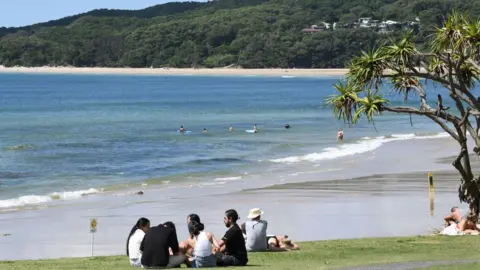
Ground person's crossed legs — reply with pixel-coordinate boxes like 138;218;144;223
216;253;246;267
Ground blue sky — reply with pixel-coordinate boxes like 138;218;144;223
1;0;199;27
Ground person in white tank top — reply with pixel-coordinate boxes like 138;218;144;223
187;220;220;268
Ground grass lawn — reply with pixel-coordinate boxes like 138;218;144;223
2;236;480;269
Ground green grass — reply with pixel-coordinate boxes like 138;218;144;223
2;236;480;269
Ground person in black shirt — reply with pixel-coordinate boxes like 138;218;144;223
140;222;186;269
215;209;248;266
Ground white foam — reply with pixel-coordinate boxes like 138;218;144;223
0;188;101;209
214;176;242;181
270;132;450;164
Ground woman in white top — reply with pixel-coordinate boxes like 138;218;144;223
127;217;150;267
187;220;219;268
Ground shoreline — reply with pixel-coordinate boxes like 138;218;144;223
0;66;348;77
0;167;465;261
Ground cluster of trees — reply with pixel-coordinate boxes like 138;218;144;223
0;0;479;68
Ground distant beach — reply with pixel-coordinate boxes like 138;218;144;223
0;66;348;77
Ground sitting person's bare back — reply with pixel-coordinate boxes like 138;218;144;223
444;206;462;226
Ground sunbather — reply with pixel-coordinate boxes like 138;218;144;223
267;235;299;251
457;213;479;235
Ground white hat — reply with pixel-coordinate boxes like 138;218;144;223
247;208;264;219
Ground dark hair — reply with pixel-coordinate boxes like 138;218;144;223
163;221;176;231
188;213;201;223
188;220;205;236
225;209;239;223
126;217;150;256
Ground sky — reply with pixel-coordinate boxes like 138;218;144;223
0;0;198;27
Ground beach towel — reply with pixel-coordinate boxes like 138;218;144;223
440;224;463;236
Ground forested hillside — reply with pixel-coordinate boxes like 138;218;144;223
0;0;478;68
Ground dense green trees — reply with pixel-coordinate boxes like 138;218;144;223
0;0;478;68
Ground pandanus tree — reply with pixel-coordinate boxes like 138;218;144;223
325;12;480;214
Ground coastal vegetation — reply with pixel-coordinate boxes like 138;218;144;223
0;0;479;68
2;236;480;269
324;12;480;213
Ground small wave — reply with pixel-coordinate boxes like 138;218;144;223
3;144;36;151
281;76;295;78
194;158;245;164
0;171;32;179
270;132;450;164
0;188;101;209
214;176;242;181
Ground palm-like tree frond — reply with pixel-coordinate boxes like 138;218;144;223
352;89;389;125
431;11;467;53
459;61;480;89
382;30;418;69
347;47;387;90
324;80;362;125
390;75;421;103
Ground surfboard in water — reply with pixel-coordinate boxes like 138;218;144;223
245;130;257;134
177;130;192;134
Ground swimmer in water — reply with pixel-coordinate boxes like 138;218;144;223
285;124;290;129
180;126;185;133
229;126;234;131
337;128;344;141
203;128;207;133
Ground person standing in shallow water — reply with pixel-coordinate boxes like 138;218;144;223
127;217;150;267
337;128;344;141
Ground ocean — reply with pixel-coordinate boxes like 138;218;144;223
0;73;462;211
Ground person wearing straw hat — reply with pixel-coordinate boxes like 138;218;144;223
240;208;268;252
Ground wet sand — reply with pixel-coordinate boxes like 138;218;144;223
0;169;464;261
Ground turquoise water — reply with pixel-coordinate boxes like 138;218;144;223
0;73;464;208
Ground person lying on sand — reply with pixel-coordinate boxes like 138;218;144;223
457;213;480;235
267;235;299;251
444;206;462;226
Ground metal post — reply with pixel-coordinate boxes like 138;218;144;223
91;232;94;256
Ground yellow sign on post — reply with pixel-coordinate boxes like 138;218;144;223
90;218;97;257
90;218;97;233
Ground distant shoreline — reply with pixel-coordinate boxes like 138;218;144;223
0;66;348;77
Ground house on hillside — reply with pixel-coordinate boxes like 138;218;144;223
301;24;325;33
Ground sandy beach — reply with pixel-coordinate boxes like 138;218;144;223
0;66;348;77
0;135;469;261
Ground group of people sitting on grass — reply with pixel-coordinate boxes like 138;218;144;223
442;204;480;235
127;208;299;268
